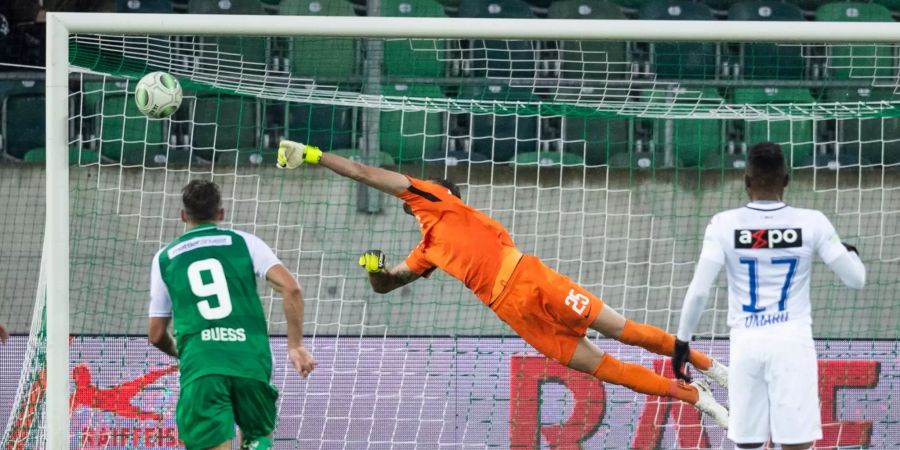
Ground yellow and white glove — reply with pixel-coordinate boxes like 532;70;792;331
358;250;386;273
276;140;323;169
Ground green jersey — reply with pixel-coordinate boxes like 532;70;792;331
149;224;281;386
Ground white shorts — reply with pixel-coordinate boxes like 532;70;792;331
728;325;823;445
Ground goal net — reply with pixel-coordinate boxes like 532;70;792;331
3;14;899;449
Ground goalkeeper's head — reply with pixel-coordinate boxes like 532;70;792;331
403;179;461;216
745;141;789;201
181;179;224;226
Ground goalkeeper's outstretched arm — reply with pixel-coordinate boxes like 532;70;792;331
359;250;421;294
277;140;410;195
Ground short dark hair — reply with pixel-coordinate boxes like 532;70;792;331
182;179;222;222
746;142;788;191
431;179;461;199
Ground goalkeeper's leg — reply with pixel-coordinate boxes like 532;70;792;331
569;338;729;429
588;305;715;371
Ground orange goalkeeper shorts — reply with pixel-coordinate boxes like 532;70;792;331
490;255;604;366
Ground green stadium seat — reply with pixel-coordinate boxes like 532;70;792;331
82;80;168;164
733;87;816;165
816;3;895;80
22;147;101;165
424;149;491;165
380;84;446;162
823;87;900;165
514;150;584;166
457;85;539;162
563;116;630;166
728;2;806;80
608;149;657;169
382;0;447;78
548;1;628;80
638;1;718;79
117;0;173;12
458;0;537;80
1;80;45;159
188;0;267;65
280;0;357;79
287;103;355;151
190;93;259;162
641;87;725;168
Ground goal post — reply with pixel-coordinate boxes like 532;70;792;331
19;11;900;449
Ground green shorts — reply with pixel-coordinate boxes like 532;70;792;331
177;375;278;450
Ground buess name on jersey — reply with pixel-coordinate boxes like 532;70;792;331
734;228;803;249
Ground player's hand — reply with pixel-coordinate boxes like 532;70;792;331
0;322;8;345
288;345;317;378
672;339;692;383
276;140;323;169
358;250;386;273
843;242;859;256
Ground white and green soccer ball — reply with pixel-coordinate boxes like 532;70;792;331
134;71;182;118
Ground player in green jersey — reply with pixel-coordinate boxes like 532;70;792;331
148;180;316;450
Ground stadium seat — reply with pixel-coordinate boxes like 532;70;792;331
82;80;168;164
117;0;173;12
514;150;584;166
823;87;900;165
728;1;806;80
638;1;718;79
424;149;491;165
547;1;629;81
190;93;259;162
563;116;630;165
287;102;355;151
457;85;539;162
816;2;895;80
607;148;658;169
641;87;725;168
281;0;357;79
22;147;101;165
188;0;267;66
1;80;45;159
381;0;447;78
733;87;815;165
380;84;446;162
457;0;537;80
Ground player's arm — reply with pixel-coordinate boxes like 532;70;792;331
276;140;411;196
826;243;866;289
358;250;422;294
816;213;866;290
673;222;725;381
148;317;178;358
266;264;316;378
148;252;178;358
0;322;9;345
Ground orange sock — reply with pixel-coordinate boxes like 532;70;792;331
592;354;699;404
618;320;712;371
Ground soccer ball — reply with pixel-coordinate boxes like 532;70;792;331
134;71;182;119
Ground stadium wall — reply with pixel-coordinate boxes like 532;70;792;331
0;336;896;448
0;165;894;338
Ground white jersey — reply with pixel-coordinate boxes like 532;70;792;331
699;201;847;330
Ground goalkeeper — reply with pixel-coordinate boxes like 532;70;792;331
277;140;729;427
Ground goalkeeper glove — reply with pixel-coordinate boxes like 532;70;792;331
276;139;323;169
358;250;386;273
672;339;692;383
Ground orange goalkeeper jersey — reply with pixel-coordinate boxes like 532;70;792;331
398;177;516;305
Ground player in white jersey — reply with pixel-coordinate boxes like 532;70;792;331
671;142;866;450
